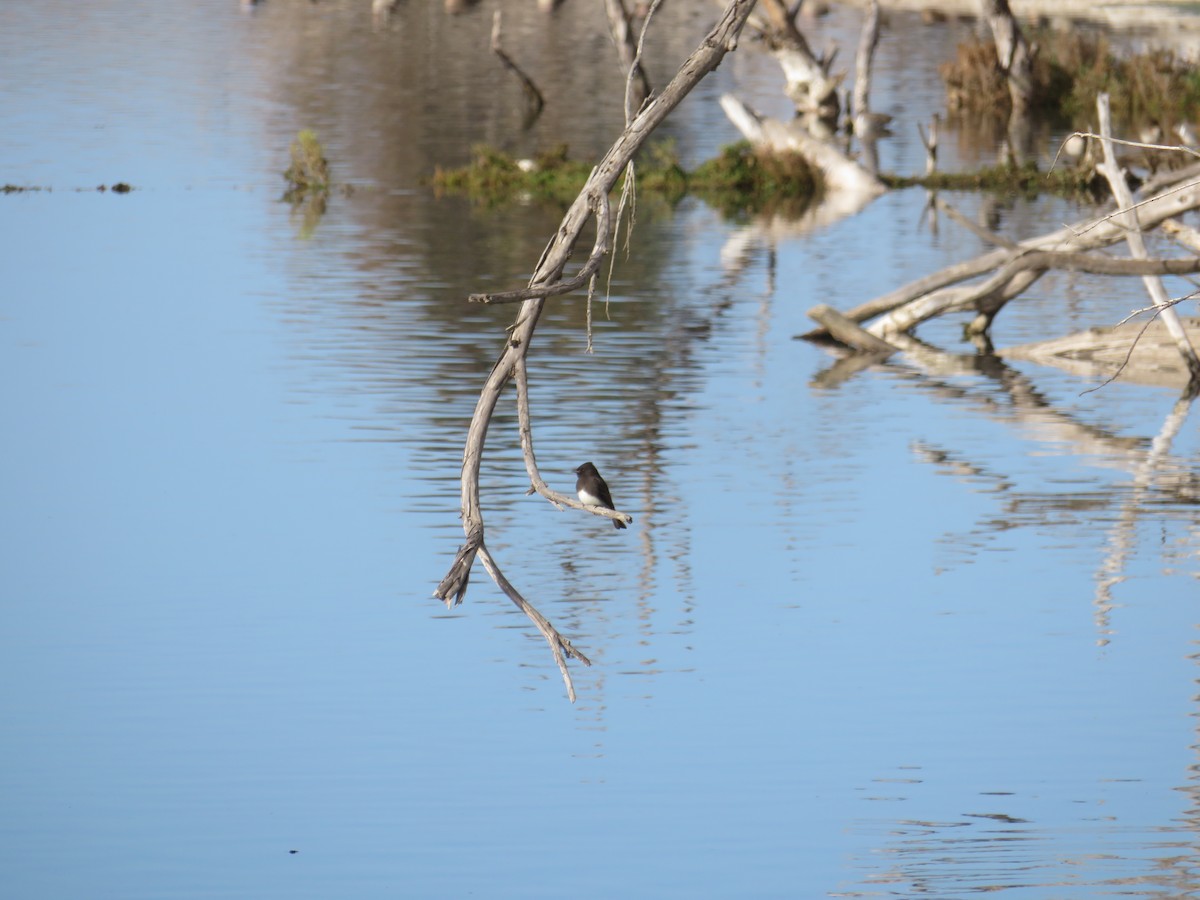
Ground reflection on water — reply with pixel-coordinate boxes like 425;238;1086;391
3;1;1200;898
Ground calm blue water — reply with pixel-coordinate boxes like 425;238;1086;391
3;2;1200;898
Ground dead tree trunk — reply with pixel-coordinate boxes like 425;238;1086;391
851;0;886;174
756;0;840;122
434;0;760;702
980;0;1033;114
979;0;1036;163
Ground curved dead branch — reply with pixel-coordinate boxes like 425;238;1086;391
514;358;633;527
434;0;758;701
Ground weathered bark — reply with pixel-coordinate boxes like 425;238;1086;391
754;0;841;120
434;0;760;701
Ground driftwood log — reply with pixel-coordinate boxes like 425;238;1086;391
434;0;759;702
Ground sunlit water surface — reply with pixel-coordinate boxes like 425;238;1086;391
2;2;1199;898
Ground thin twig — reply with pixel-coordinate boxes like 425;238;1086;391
1070;130;1200;161
477;544;591;703
624;0;662;125
1081;288;1200;395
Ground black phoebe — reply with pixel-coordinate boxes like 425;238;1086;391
575;461;626;529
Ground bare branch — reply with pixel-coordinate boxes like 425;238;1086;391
980;0;1034;112
491;11;545;120
917;113;939;176
1002;250;1200;278
868;248;1200;340
808;304;898;354
624;0;663;125
1080;300;1191;395
514;357;633;526
1067;130;1200;163
434;0;759;700
1096;92;1200;381
477;545;591;703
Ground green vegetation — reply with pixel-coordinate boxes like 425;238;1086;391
432;143;592;205
282;129;332;238
1052;35;1200;125
431;140;818;216
283;129;331;201
436;37;1200;213
430;137;1109;212
689;142;818;218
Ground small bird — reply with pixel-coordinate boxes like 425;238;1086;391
575;462;626;529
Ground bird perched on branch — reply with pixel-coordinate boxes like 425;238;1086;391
575;462;626;529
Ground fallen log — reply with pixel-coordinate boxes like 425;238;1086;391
808;304;898;353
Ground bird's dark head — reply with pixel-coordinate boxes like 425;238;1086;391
575;462;596;476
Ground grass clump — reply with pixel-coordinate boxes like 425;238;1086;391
432;143;591;205
284;129;331;201
690;141;818;218
1053;34;1200;125
431;140;819;215
941;30;1200;132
